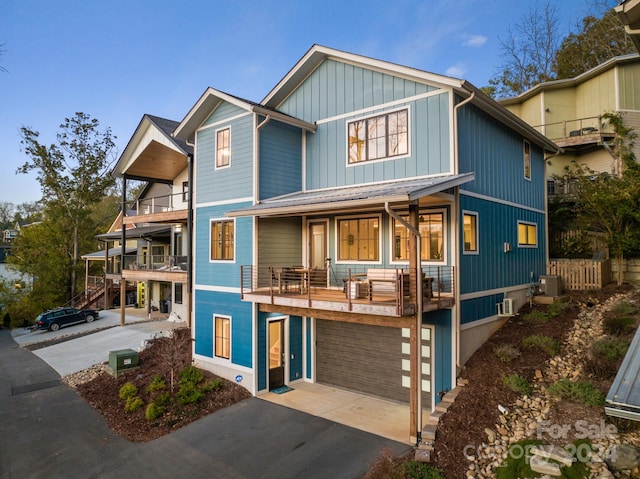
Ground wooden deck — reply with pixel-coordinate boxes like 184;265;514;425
242;286;454;318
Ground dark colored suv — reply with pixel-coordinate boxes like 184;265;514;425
34;307;100;332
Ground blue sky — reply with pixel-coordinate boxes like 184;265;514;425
1;0;599;204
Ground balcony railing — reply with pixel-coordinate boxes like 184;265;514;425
128;191;187;216
121;254;188;272
532;115;614;141
240;264;455;317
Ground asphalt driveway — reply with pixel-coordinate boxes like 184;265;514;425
0;328;410;478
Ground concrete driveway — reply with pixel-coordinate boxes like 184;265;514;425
1;317;410;478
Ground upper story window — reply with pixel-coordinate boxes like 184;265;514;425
348;109;409;164
518;221;537;247
463;212;478;254
216;127;231;168
210;219;234;261
392;211;445;262
337;216;380;262
523;140;531;180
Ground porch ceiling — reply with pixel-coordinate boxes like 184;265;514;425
226;173;474;217
122;140;188;182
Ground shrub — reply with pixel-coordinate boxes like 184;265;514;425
119;382;138;400
585;337;629;379
124;395;144;413
202;378;224;392
494;343;521;363
403;460;446;479
145;402;165;421
154;391;173;407
502;374;533;396
146;375;166;393
546;300;570;317
547;379;605;406
523;310;549;324
179;365;204;386
177;382;205;405
603;316;636;336
612;301;638;317
522;334;559;356
363;449;406;479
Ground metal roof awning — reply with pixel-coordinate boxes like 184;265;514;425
606;324;640;421
81;247;136;261
226;173;475;217
96;225;172;240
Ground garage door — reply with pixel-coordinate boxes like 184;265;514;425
316;320;431;407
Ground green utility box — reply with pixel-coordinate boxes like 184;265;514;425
108;349;139;376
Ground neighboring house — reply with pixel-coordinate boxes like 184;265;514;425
172;45;559;442
499;54;640;196
616;0;640;52
109;114;193;324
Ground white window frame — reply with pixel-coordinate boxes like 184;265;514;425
462;211;479;255
209;217;236;263
390;208;447;264
346;106;411;166
215;126;231;170
213;314;231;361
517;221;538;248
523;140;531;181
334;213;383;264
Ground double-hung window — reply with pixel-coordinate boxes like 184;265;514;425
337;216;380;261
392;212;445;262
214;315;230;359
216;127;231;168
210;219;234;261
348;109;409;164
518;221;537;247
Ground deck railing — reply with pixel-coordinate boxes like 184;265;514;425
121;254;188;272
532;115;614;141
128;191;187;216
240;264;455;316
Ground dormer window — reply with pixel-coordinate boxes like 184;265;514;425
348;109;409;164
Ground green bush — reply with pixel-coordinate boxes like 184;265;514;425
177;382;205;405
494;343;521;363
154;391;173;407
202;378;224;392
145;402;165;421
146;375;166;393
523;310;549;324
603;316;636;336
179;365;204;386
124;395;144;413
502;374;533;396
546;300;570;317
403;460;446;479
522;334;559;356
548;379;605;406
585;337;629;379
612;301;638;317
119;382;138;400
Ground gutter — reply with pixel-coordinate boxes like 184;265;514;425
385;202;422;444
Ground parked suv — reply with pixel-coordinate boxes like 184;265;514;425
33;307;99;332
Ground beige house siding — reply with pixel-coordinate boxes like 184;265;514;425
543;89;577;139
575;68;616;120
621;110;640;163
619;63;640;110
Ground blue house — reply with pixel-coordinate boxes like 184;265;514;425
173;45;559;442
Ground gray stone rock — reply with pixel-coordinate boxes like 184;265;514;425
530;455;561;476
605;444;640;471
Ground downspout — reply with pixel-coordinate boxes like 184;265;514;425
385;202;422;444
187;152;193;329
452;91;474;372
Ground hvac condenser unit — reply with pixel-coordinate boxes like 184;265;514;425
539;275;562;297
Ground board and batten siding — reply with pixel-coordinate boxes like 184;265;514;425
257;217;302;268
259;121;303;200
304;93;451;190
194;203;253;288
459;194;546;296
457;103;545;211
619;62;640;110
277;59;440;124
196;107;254;204
576;68;616;120
193;289;253;368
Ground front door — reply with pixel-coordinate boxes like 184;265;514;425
268;319;285;390
308;221;328;288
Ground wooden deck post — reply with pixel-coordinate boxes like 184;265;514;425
409;321;418;442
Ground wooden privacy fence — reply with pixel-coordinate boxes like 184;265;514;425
547;259;612;291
